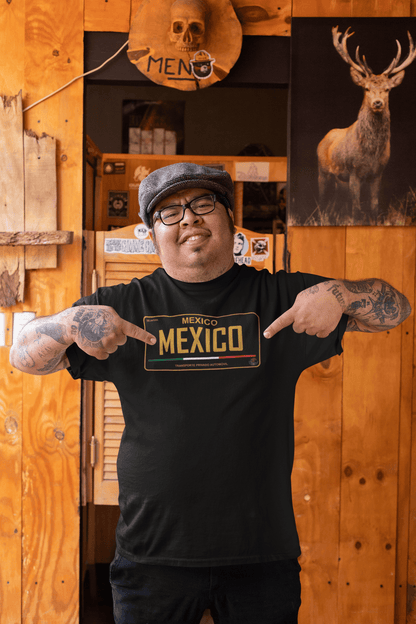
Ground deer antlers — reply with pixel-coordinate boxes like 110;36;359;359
332;26;416;77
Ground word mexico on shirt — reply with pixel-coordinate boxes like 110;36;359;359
143;313;261;371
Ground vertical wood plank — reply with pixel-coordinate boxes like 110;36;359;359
0;345;22;624
394;228;415;624
0;93;25;306
21;0;84;622
22;369;80;624
0;3;25;620
0;0;25;93
24;131;57;269
407;241;416;622
84;0;131;32
339;228;405;623
288;226;346;624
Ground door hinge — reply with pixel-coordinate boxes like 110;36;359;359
92;269;98;292
90;436;97;467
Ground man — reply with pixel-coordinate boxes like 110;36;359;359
10;163;411;624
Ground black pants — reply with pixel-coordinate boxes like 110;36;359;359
110;551;301;624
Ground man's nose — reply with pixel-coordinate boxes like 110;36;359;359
179;207;203;226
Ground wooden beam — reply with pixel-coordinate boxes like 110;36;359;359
0;231;73;246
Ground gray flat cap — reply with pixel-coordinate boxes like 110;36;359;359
139;162;234;228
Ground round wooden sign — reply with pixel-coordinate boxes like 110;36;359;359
128;0;243;90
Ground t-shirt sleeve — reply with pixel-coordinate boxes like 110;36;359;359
282;271;348;369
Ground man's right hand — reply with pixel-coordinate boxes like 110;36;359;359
71;305;156;360
10;305;156;375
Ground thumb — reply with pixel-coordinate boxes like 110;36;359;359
120;319;157;345
263;307;295;339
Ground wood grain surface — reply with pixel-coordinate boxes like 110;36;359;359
289;227;346;624
24;131;58;268
19;0;84;622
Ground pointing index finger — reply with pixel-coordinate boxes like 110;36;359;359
121;319;157;345
263;308;295;339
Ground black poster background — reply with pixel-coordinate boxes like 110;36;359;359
289;17;416;226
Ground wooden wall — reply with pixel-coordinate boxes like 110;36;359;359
289;228;416;624
288;6;416;624
0;1;83;623
0;1;415;623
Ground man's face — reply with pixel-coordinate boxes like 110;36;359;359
150;187;235;282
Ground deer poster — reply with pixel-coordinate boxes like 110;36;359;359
289;18;416;226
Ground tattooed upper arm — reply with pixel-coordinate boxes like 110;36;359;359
35;322;68;345
343;280;411;331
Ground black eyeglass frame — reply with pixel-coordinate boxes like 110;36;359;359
152;193;218;226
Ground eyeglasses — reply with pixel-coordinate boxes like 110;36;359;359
153;194;217;226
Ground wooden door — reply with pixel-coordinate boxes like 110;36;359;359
92;223;162;505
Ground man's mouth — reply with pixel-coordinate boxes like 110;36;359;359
180;230;210;244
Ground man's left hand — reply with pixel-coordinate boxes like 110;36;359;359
263;281;344;339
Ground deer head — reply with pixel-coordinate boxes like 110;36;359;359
332;26;416;113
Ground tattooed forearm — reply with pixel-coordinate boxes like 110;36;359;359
326;282;346;307
10;304;124;375
331;279;412;332
346;318;373;333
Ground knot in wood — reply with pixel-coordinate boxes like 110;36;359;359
344;465;353;477
54;429;65;441
355;541;362;550
5;415;18;434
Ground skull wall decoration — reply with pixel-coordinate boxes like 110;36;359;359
169;0;209;52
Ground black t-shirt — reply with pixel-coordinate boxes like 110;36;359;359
67;264;348;566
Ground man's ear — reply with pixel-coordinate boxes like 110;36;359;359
228;208;236;234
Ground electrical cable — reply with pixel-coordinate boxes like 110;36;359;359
22;39;129;113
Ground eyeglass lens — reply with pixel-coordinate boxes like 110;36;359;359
158;195;216;225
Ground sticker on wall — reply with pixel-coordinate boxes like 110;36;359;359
104;162;126;175
104;238;157;255
190;50;216;78
134;223;150;239
235;161;270;182
233;232;249;263
108;191;129;218
129;165;152;189
251;237;269;261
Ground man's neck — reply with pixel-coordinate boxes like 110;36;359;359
164;257;235;283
